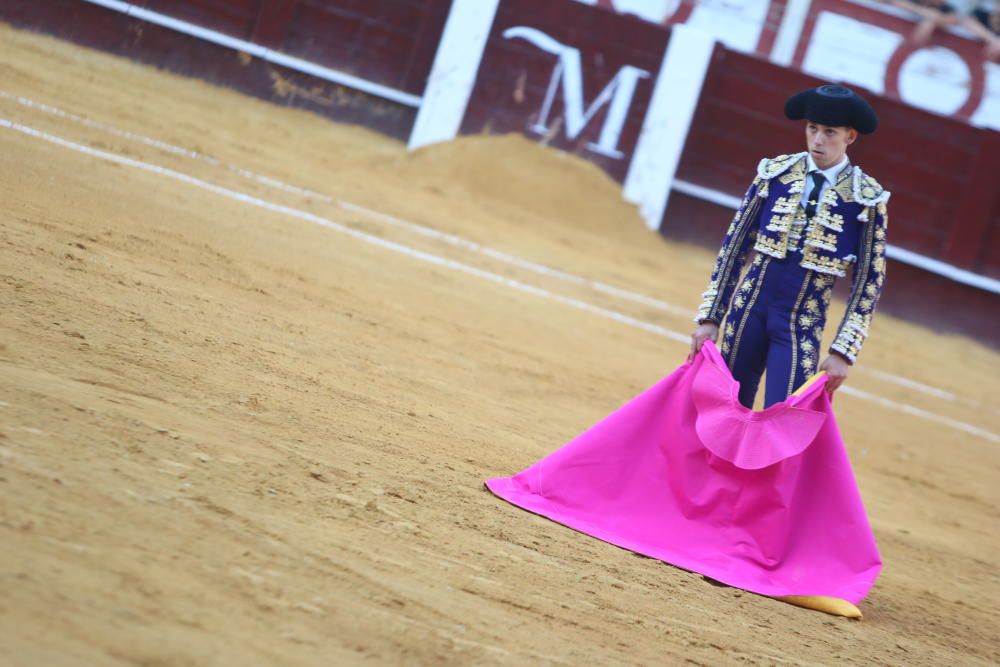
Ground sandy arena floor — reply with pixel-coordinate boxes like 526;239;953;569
1;23;998;666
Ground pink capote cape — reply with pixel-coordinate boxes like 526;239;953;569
486;341;881;604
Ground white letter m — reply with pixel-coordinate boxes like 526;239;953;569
504;27;650;159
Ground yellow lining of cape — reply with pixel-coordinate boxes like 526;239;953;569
779;372;862;619
773;595;863;618
791;371;826;397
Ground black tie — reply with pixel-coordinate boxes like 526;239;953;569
805;171;825;219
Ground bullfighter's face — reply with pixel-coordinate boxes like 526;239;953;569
805;122;857;170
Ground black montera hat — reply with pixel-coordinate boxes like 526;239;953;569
784;85;878;134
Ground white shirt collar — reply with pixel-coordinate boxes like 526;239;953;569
806;154;850;184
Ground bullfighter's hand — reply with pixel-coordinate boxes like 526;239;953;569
689;322;720;362
819;353;851;394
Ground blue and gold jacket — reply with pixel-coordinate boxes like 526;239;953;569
695;152;890;363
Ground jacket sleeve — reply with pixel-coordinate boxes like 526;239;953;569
830;200;888;363
694;177;766;324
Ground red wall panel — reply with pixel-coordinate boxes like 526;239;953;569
0;0;450;139
250;0;298;47
281;0;448;95
140;0;262;38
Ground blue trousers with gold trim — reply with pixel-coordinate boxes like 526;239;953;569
719;252;836;409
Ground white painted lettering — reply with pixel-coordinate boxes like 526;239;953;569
504;26;649;159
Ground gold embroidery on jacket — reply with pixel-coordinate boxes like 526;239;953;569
696;187;765;322
815;210;845;232
831;204;883;362
803;225;838;252
800;252;848;277
754;234;788;259
779;160;807;184
833;170;856;202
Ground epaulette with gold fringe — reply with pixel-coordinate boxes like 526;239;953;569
851;169;891;206
756;152;808;181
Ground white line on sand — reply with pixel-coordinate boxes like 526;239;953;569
336;200;691;316
1;92;989;411
0;119;690;346
839;386;997;442
0;91;333;202
0;92;687;316
2;117;996;443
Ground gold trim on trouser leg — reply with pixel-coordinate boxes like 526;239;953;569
726;257;771;369
786;269;814;396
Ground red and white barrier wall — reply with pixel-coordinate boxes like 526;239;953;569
578;0;1000;130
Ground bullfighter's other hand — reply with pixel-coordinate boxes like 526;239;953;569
819;352;851;394
689;321;720;362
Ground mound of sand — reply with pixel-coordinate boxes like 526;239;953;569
394;134;645;240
